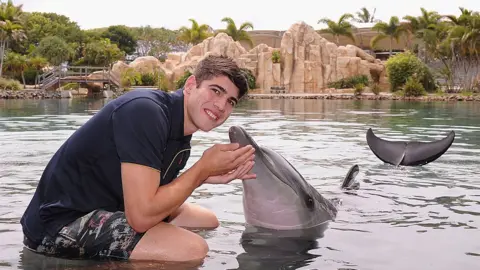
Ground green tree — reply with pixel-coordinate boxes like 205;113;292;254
82;38;124;67
318;13;356;44
0;0;26;76
131;26;184;57
20;12;84;48
353;7;379;49
27;55;48;84
216;17;254;47
101;25;137;55
371;16;408;55
436;9;480;91
177;19;212;45
354;7;378;23
3;51;27;85
34;36;74;65
403;8;442;62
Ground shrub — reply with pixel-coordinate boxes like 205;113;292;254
120;68;142;89
241;68;256;90
328;75;369;89
0;77;22;90
272;50;281;63
403;76;426;97
140;72;158;86
175;70;192;89
354;83;365;96
385;51;437;92
14;68;42;85
157;72;170;92
370;82;381;95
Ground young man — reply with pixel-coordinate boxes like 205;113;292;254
20;55;256;263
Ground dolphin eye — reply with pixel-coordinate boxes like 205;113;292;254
305;197;314;208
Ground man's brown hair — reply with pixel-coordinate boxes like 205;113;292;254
193;54;249;100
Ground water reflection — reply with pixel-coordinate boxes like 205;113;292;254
19;248;202;270
1;97;480;270
231;224;332;270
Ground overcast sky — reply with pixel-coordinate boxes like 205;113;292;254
15;0;480;30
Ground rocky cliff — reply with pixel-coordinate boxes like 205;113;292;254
112;21;390;92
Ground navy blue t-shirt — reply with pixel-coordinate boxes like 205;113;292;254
20;89;192;244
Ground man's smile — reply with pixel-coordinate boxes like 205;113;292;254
204;109;219;120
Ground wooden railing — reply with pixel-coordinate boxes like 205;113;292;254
37;65;121;90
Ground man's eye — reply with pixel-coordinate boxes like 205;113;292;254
212;88;220;94
229;100;236;106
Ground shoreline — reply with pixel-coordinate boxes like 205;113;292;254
1;89;480;102
244;93;480;101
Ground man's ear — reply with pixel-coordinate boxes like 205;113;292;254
183;75;197;94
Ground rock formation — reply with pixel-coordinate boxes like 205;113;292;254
111;21;390;92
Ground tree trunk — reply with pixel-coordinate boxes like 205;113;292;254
390;38;393;56
21;71;25;87
357;28;364;49
0;39;6;77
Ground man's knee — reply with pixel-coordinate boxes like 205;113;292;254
130;223;208;262
169;203;220;229
197;207;220;229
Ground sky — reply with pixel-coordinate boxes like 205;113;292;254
15;0;480;31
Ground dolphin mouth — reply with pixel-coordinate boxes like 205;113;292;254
229;126;261;150
228;126;279;181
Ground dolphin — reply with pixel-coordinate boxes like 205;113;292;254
366;128;455;166
228;126;359;232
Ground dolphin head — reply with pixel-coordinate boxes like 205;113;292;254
228;126;338;230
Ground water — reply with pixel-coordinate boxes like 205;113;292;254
1;97;480;270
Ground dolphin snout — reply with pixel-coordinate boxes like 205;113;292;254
228;126;239;143
229;126;255;148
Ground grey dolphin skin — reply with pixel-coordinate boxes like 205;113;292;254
366;128;455;166
228;126;359;232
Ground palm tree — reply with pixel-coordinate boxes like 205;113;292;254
353;7;379;49
446;12;480;60
370;16;408;56
0;0;26;77
3;51;27;86
27;55;48;86
177;19;213;46
318;13;356;44
443;7;478;26
216;17;254;48
403;8;442;62
355;7;378;23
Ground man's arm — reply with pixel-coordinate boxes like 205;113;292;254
121;161;207;233
112;97;187;233
122;144;255;233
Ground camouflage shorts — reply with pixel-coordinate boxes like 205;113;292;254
23;210;144;260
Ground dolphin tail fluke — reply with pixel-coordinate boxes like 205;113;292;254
341;164;360;190
366;128;455;166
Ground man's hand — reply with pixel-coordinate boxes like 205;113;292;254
197;143;255;181
204;160;256;184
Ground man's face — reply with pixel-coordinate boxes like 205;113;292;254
184;75;240;132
